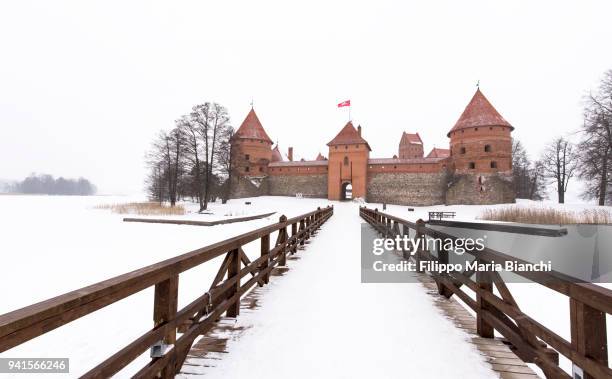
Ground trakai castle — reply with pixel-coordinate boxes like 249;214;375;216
229;89;516;205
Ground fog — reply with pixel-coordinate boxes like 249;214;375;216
1;0;611;199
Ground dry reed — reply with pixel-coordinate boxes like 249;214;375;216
95;202;186;216
479;207;612;225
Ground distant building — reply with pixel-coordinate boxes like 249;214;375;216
230;89;515;205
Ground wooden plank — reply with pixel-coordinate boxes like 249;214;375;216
123;211;276;226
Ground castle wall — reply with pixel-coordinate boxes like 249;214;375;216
445;173;515;205
268;174;328;198
229;175;269;199
366;172;447;206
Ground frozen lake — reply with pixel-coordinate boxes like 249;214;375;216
0;194;331;378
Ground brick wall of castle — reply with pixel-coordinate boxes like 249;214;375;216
445;173;515;205
268;174;328;198
229;175;269;199
366;172;447;206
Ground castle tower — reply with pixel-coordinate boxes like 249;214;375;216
231;108;274;176
398;132;424;158
448;89;513;174
327;121;371;200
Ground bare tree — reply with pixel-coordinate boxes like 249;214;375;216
578;69;612;205
144;102;233;208
540;137;577;204
217;127;235;202
206;103;231;207
178;115;206;210
512;139;546;200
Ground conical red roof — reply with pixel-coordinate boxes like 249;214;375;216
327;121;370;150
271;145;284;162
448;89;513;137
235;108;273;143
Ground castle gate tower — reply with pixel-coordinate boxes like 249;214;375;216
327;122;371;200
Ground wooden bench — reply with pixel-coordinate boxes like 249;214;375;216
428;211;456;220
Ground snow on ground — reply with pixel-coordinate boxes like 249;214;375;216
186;201;495;379
3;195;609;378
378;199;612;376
0;195;330;378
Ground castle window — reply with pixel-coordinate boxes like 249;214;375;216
245;154;250;161
489;127;493;130
245;166;250;172
345;145;348;149
475;127;479;131
259;166;263;172
468;162;475;169
460;147;466;154
394;165;397;169
343;156;349;166
335;146;338;150
484;145;491;152
490;161;497;169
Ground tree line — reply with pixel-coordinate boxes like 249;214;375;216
513;69;612;205
10;174;96;195
145;102;234;212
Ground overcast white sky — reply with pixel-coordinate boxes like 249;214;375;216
1;1;611;198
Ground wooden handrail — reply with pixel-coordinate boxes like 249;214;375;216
359;206;611;379
0;205;334;378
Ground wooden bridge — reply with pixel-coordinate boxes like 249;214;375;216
360;206;611;379
1;204;611;379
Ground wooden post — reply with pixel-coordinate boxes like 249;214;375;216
299;219;306;246
436;246;453;298
291;222;297;254
260;234;270;284
401;223;410;259
278;215;288;266
415;219;425;273
570;298;608;379
153;275;178;378
226;248;241;317
476;269;494;338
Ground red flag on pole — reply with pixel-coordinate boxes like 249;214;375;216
337;100;351;108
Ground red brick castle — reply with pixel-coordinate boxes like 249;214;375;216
229;89;515;205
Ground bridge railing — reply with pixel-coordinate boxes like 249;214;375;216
0;205;333;378
360;206;611;379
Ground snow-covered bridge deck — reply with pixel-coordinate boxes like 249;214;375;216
179;203;535;379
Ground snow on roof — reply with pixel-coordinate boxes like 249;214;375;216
426;148;450;158
400;132;423;146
